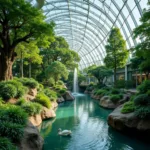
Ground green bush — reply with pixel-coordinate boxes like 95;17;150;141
0;105;28;125
134;94;150;106
95;89;107;96
0;83;17;100
59;88;66;95
18;78;39;89
34;93;51;108
135;106;150;119
125;80;134;89
121;101;135;113
111;88;120;94
118;94;123;99
137;80;150;94
16;98;26;106
116;80;126;88
110;95;121;103
21;102;42;116
0;137;16;150
0;121;24;142
43;88;57;101
56;80;64;85
38;84;44;92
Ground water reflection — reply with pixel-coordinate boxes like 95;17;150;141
40;94;150;150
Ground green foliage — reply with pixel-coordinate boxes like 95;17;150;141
59;89;67;95
18;78;39;88
104;28;129;82
0;137;16;150
0;105;28;125
57;80;64;85
16;98;26;106
43;88;57;101
34;93;51;108
38;84;44;92
87;66;112;85
121;101;135;113
0;121;24;142
134;94;150;106
135;106;150;119
0;83;17;100
137;80;150;94
21;102;42;116
45;61;69;84
110;95;121;103
95;89;107;96
111;88;120;94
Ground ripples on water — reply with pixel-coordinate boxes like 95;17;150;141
40;94;150;150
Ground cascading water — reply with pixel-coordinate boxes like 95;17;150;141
73;68;79;94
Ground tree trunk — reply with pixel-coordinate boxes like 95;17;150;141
0;53;14;81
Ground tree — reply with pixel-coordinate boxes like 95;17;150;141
41;36;80;70
132;1;150;79
104;28;129;83
0;0;54;81
88;66;112;86
45;61;69;84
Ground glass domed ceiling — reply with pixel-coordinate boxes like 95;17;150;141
29;0;148;69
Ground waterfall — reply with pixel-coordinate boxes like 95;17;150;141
73;68;79;94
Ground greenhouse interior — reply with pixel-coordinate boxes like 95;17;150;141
0;0;150;150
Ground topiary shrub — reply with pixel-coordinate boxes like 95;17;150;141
0;137;16;150
0;83;17;100
111;88;120;94
135;106;150;119
110;95;121;103
134;94;150;106
21;102;42;116
34;93;51;108
0;121;24;142
0;105;28;125
137;80;150;94
121;101;135;113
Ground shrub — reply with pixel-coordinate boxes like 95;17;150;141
125;80;135;89
18;78;39;88
134;94;150;106
38;84;44;92
110;95;121;103
95;89;107;96
116;80;125;88
56;80;64;85
0;137;16;150
111;88;120;94
21;102;42;116
118;94;123;99
137;80;150;94
0;105;28;125
43;88;57;101
121;101;135;113
0;121;24;142
135;106;150;119
34;93;51;108
0;83;17;100
16;98;26;106
59;88;66;95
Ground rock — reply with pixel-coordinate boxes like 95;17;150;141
29;114;42;126
57;97;65;103
63;91;75;101
28;88;37;97
99;96;118;109
41;107;56;120
18;122;43;150
108;105;150;135
51;101;58;109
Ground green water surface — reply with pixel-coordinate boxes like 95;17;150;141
40;94;150;150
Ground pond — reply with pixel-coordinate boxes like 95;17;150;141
40;94;150;150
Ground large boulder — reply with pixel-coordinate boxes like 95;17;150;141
41;107;56;120
99;96;118;109
57;97;65;103
18;122;44;150
29;114;42;126
28;88;38;97
63;91;75;101
51;101;58;109
108;105;150;136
